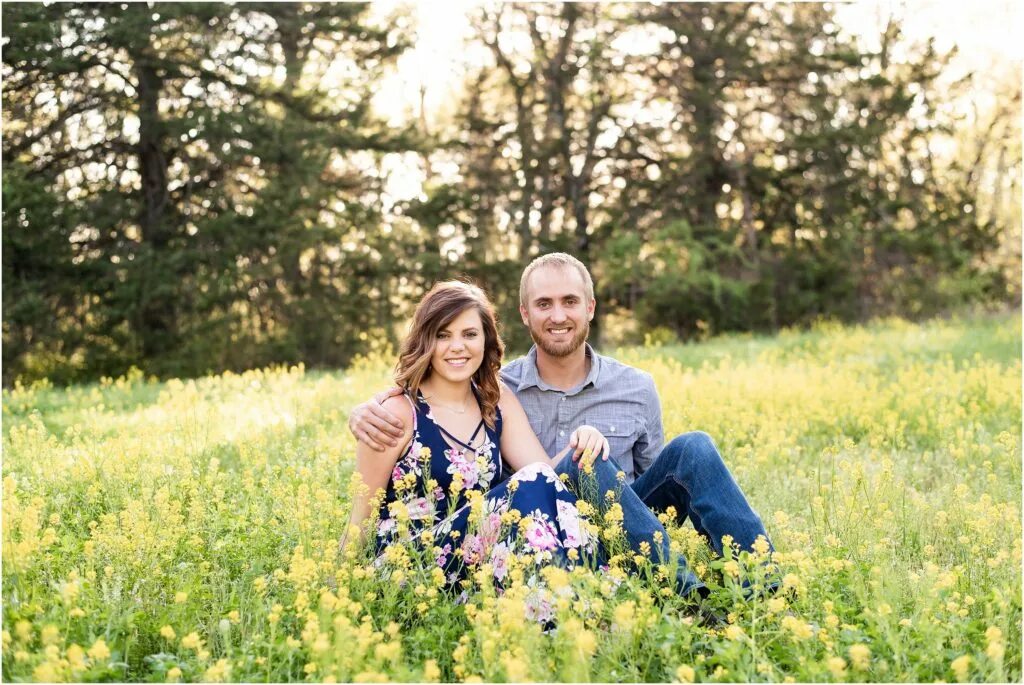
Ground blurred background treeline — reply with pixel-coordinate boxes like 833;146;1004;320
3;2;1020;385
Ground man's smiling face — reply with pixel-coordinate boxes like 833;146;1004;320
519;264;595;358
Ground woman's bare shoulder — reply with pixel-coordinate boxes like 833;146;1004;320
379;392;415;429
497;380;521;410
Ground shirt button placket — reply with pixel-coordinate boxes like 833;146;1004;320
558;393;567;437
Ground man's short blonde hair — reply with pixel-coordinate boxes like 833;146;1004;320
519;252;595;306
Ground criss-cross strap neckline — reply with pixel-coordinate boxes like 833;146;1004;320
435;419;486;452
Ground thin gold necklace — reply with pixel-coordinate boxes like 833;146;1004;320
423;392;471;414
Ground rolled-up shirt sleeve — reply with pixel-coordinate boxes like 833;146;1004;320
633;375;665;477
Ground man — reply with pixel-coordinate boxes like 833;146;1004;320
349;253;772;598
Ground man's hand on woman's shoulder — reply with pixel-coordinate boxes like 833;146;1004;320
348;387;407;452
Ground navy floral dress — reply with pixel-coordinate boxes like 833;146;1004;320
375;389;598;589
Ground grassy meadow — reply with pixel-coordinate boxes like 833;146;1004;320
2;312;1021;682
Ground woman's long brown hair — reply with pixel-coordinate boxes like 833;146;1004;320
394;281;505;429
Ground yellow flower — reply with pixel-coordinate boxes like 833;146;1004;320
753;535;771;555
724;624;744;641
33;663;59;682
576;628;597;657
40;624;60;645
676;664;696;683
167;666;182;682
827;656;847;678
985;625;1006;659
181;632;202;650
431;567;446;587
848;643;871;670
950;655;971;682
66;643;86;669
87;637;111;661
781;615;813;640
160;625;176;640
423;659;441;682
543;566;570;591
203;658;231;682
604;503;624;523
174;591;188;603
14;621;32;642
374;641;401;662
613;601;636;631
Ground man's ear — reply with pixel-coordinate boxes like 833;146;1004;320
587;298;596;321
519;304;529;326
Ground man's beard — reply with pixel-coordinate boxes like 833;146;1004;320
530;319;589;357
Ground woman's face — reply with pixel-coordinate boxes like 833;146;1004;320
430;306;486;383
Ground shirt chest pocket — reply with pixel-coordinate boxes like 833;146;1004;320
592;417;639;452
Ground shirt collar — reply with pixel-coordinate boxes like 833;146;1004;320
517;343;603;394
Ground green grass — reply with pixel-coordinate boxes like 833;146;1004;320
3;312;1021;682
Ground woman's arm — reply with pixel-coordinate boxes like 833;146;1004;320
497;383;608;471
340;394;414;553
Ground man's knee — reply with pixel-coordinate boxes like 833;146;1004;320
592;455;625;480
667;431;722;470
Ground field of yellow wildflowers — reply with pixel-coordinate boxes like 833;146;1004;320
3;312;1021;682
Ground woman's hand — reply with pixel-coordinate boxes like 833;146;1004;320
569;425;610;467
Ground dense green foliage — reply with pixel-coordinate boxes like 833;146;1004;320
3;313;1020;681
2;3;1020;384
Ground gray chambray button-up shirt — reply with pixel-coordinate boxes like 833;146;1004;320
500;344;665;483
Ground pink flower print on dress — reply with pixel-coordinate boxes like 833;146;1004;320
524;589;555;624
489;541;511;581
556;500;584;549
377;517;396;536
446;448;481;489
523;513;559;553
435;543;452;568
407;497;432;520
512;461;559;486
479;512;503;548
461;534;485;565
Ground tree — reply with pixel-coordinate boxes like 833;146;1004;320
2;3;416;382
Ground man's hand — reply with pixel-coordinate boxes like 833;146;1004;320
348;388;406;452
570;425;610;467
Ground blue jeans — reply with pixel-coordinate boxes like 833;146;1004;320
632;431;772;557
553;431;772;598
553;453;707;597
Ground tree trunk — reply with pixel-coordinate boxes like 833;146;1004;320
131;17;175;359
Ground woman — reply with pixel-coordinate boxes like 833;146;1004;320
342;280;608;585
